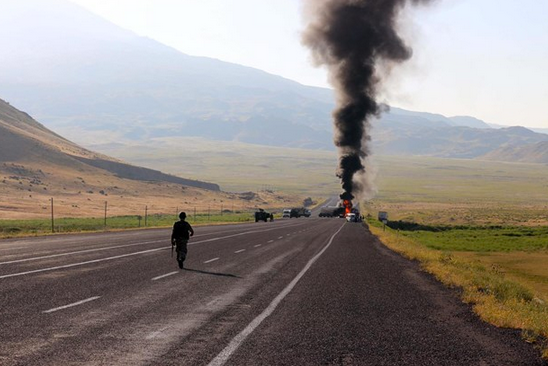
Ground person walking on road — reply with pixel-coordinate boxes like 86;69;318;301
171;212;194;269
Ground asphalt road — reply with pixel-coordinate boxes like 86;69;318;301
0;218;543;365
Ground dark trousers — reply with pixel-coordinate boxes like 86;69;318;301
175;239;188;261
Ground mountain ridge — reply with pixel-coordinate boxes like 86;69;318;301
1;0;548;164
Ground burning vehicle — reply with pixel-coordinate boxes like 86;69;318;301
303;0;432;219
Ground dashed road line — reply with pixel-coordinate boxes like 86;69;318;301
1;223;311;280
277;236;284;239
267;240;274;243
0;247;167;280
204;258;220;264
206;222;346;366
146;326;170;340
0;240;164;265
152;271;179;281
254;244;262;248
234;249;246;254
43;296;101;314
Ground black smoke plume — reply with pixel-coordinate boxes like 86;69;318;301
303;0;433;200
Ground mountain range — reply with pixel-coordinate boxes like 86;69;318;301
1;0;547;164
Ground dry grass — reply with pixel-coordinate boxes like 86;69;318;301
369;223;548;359
0;160;304;220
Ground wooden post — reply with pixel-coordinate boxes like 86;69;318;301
50;197;54;233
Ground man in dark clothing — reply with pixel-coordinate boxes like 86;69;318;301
171;212;194;269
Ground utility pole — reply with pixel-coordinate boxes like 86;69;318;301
145;205;148;227
50;197;54;233
104;201;108;228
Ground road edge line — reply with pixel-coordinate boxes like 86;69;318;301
207;222;346;366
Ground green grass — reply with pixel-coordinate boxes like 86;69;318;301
368;219;548;359
0;211;258;238
386;222;548;252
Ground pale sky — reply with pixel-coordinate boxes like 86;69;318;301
69;0;548;128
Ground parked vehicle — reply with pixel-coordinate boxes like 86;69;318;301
378;211;388;222
255;209;273;222
282;209;292;218
290;207;309;218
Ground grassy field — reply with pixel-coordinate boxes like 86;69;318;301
90;137;342;195
0;211;265;238
368;219;548;358
96;139;548;224
385;223;548;252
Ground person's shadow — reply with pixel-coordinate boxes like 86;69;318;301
183;267;240;278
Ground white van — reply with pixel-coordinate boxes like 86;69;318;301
282;209;291;218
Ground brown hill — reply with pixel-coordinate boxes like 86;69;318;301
480;141;548;164
0;99;292;219
0;98;219;190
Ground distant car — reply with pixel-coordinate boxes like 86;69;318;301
345;213;357;222
282;209;291;218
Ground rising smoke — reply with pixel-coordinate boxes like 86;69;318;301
302;0;433;201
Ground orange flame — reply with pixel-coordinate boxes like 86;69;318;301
343;199;353;215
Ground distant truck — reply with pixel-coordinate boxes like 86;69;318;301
378;211;388;222
319;206;344;218
290;207;311;218
255;209;274;222
282;209;292;218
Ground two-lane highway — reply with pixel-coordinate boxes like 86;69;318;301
0;218;543;365
0;219;342;365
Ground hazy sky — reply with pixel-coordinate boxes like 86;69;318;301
69;0;547;128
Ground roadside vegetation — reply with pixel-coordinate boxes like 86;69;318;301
356;155;548;359
367;218;548;359
0;212;259;238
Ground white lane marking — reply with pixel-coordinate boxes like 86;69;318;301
0;240;164;265
204;258;220;264
152;271;178;281
0;246;26;252
0;247;167;280
254;244;262;248
0;222;312;280
1;222;305;266
286;234;291;236
146;326;170;340
43;296;101;314
277;236;284;239
234;249;246;254
267;240;274;243
207;222;346;366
